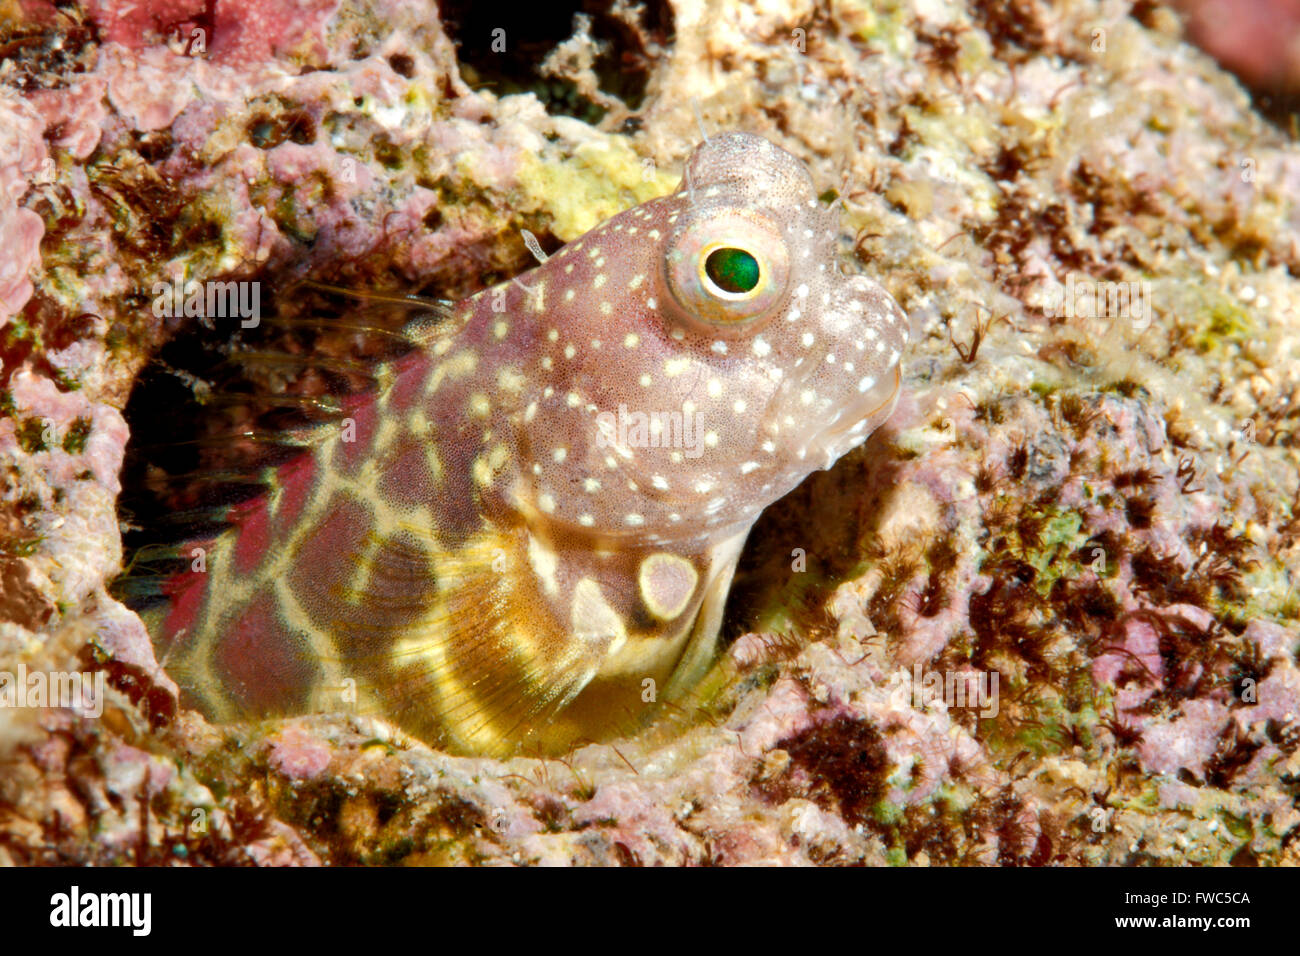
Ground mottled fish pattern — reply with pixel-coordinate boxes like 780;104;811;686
143;133;910;756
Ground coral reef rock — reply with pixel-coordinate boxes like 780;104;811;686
2;0;1299;865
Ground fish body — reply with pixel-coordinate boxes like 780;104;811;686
144;133;910;756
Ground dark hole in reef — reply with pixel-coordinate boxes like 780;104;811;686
437;0;673;122
388;52;415;77
247;109;317;149
113;274;436;610
134;129;176;163
1249;89;1300;137
722;434;909;649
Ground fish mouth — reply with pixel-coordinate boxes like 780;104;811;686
805;364;903;469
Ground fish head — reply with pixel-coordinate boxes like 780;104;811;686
509;132;909;547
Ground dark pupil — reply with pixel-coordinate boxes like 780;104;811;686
705;248;760;294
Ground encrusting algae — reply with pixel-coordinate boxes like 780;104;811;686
4;0;1300;866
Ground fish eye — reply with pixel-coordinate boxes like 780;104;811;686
702;246;761;296
664;209;790;333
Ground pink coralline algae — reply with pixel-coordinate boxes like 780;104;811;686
27;76;109;159
0;203;43;325
0;97;48;328
268;725;334;781
80;0;340;67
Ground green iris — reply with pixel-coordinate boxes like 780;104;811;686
704;247;761;295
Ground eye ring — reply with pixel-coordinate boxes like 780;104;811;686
662;208;790;333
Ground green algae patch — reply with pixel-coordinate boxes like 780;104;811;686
873;799;905;827
974;503;1087;597
985;694;1099;762
1192;296;1256;354
1029;510;1086;585
1222;556;1294;625
832;0;912;50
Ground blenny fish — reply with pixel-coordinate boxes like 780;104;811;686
134;132;909;756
